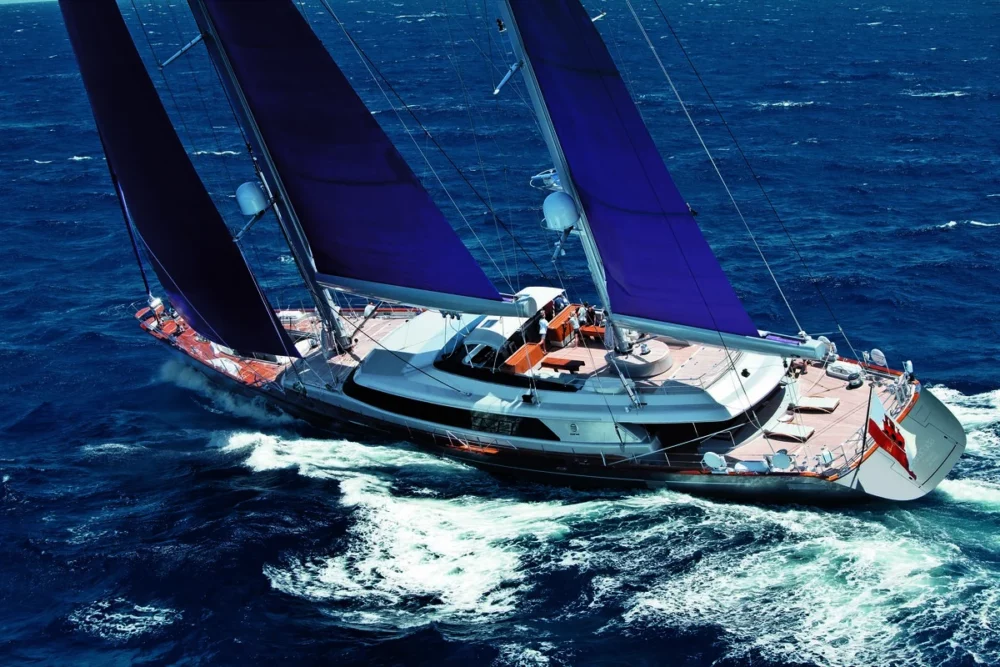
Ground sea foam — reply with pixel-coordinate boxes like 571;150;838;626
215;385;1000;663
69;598;181;642
159;359;296;426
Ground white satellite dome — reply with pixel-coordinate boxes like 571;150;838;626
541;191;579;232
236;181;268;217
702;451;728;472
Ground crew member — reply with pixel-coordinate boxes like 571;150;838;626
554;293;568;312
570;312;582;346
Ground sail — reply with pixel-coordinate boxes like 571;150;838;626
192;0;509;314
60;0;298;357
504;0;758;338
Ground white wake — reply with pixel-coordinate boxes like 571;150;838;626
213;383;1000;665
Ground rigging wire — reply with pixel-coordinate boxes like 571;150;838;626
318;1;515;294
604;3;781;447
106;159;152;297
648;0;863;361
127;1;198;153
127;2;306;375
315;0;555;287
624;0;804;336
440;4;513;288
161;2;273;289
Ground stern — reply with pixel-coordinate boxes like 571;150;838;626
842;386;966;500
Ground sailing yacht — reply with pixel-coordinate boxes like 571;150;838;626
61;0;965;501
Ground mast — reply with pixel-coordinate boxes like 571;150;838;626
186;0;352;352
497;1;629;352
498;0;827;361
60;0;299;358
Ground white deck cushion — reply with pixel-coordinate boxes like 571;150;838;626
792;396;840;413
765;423;815;442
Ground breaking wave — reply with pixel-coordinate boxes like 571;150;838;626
226;433;561;628
902;89;969;98
939;219;1000;229
929;385;1000;455
213;383;1000;664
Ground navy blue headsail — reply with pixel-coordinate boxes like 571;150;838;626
505;0;759;338
60;0;298;357
194;0;506;312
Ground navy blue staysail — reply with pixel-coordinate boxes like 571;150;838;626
196;0;504;308
506;0;758;337
60;0;299;357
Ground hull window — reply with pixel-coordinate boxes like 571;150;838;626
344;373;559;441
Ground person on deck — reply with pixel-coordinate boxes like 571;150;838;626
578;302;589;325
587;304;598;327
553;293;568;312
538;315;549;347
570;312;582;346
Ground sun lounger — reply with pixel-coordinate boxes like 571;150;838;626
791;395;840;413
765;422;815;442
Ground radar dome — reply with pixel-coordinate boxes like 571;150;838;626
236;181;268;217
542;191;579;232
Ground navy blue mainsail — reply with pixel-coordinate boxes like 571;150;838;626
506;0;759;338
196;0;506;310
60;0;298;357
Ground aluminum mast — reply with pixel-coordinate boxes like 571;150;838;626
186;0;353;352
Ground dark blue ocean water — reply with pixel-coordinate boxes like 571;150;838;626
2;1;999;664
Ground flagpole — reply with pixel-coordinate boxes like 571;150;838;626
849;384;875;489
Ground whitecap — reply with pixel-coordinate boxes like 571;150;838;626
939;219;999;230
191;149;239;156
69;598;180;642
32;159;52;164
68;155;93;161
902;89;968;98
80;442;145;456
495;643;558;666
752;100;817;109
393;12;445;19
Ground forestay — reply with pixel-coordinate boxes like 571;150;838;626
196;0;519;316
60;0;298;357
